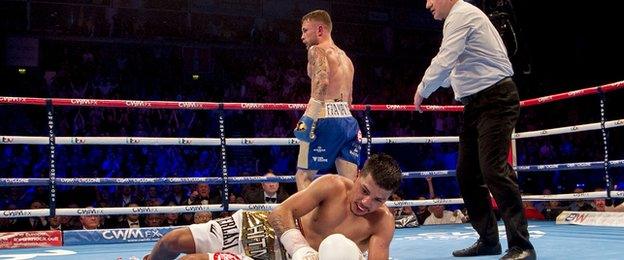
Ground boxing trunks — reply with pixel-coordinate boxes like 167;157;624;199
297;101;361;170
189;210;296;260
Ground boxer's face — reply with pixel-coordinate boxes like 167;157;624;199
350;173;393;216
301;20;320;49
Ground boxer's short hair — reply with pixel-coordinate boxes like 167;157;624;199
361;153;402;192
302;10;332;32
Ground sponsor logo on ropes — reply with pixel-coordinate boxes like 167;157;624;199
288;138;299;144
0;97;26;103
114;178;156;184
567;90;583;96
386;138;395;144
288;104;307;110
125;101;152;107
74;178;101;183
421;171;449;176
102;228;163;240
572;192;589;198
178;102;202;108
565;162;591;168
1;136;15;143
76;208;104;215
70;99;99;106
71;137;86;144
615;120;623;125
241;139;253;145
241;103;265;109
540;130;548;135
614;191;624;197
386;105;407;110
126;138;141;144
537;164;559;170
2;210;33;217
132;207;159;213
247;204;273;211
179;138;193;145
185;205;212;212
2;178;29;184
537;96;552;103
432;198;451;204
425;138;435;143
170;177;205;183
390;201;413;207
570;126;579;131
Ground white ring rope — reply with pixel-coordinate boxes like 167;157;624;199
1;118;622;146
2;191;622;218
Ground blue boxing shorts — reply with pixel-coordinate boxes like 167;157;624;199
297;101;361;170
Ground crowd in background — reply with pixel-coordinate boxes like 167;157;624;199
1;0;623;232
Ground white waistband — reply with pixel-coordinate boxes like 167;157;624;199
321;102;351;118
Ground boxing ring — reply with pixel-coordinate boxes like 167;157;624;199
1;80;624;259
0;222;622;259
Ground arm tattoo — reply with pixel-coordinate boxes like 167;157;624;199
309;47;329;99
269;214;292;237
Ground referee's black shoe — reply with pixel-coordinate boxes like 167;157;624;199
452;239;502;257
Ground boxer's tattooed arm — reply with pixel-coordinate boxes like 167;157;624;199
268;213;290;237
309;47;329;99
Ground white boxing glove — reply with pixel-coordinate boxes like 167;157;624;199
280;229;319;260
318;234;364;260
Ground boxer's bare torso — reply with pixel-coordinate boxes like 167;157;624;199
300;175;392;252
307;43;354;104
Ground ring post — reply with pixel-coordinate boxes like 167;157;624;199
46;99;57;216
218;103;230;212
597;88;613;205
364;105;372;158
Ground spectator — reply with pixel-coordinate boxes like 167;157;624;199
541;201;566;221
117;202;141;228
391;193;415;217
193;211;213;224
187;183;220;205
21;200;50;231
163;185;188;205
78;209;102;230
162;202;182;226
114;186;142;207
415;196;431;226
243;172;289;204
522;200;545;220
423;198;467;225
145;214;163;227
569;188;595;211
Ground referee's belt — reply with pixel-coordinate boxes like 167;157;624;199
459;77;513;105
319;102;352;118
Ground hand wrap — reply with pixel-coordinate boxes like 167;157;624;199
294;98;322;142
